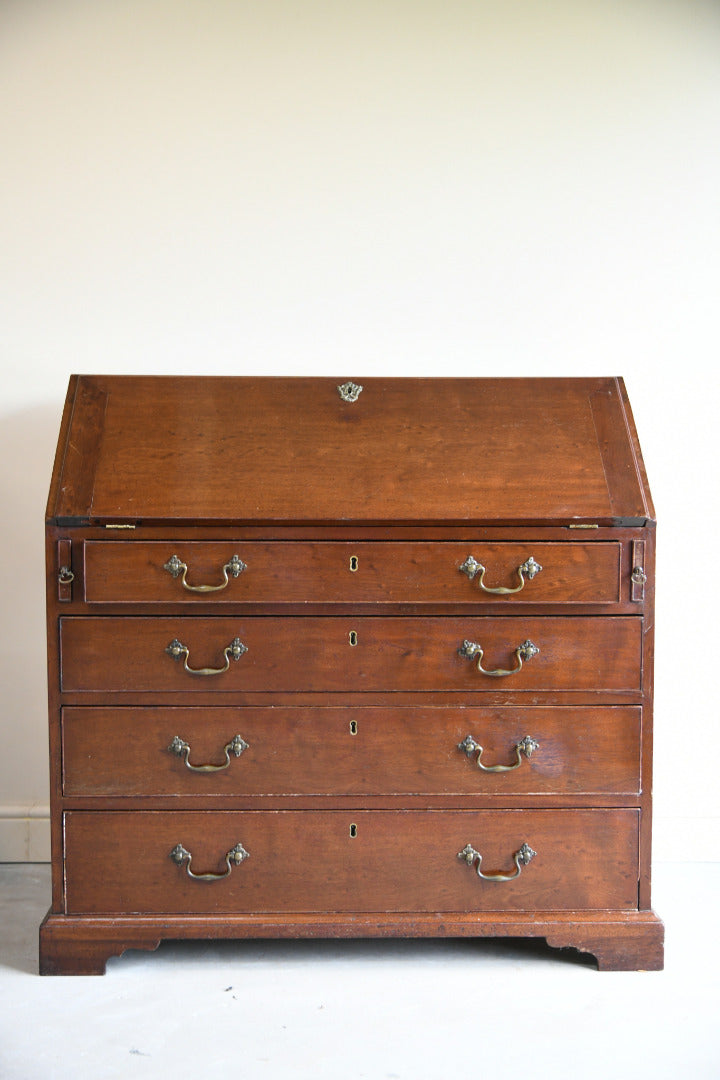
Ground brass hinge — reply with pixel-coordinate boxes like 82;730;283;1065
104;523;137;529
568;524;599;529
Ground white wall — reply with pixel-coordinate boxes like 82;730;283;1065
1;0;718;861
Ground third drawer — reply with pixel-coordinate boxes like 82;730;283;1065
61;705;642;797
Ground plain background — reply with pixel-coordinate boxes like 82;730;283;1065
0;0;719;865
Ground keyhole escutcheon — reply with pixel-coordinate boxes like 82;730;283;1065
349;630;358;647
349;555;359;572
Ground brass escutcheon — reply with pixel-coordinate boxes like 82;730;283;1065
337;381;363;402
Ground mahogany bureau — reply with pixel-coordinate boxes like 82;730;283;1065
39;375;664;973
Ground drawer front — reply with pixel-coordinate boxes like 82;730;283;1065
83;541;622;606
64;809;640;914
59;616;642;694
62;705;642;797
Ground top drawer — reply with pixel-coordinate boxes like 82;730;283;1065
82;541;622;606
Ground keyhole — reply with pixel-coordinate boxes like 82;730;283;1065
349;555;359;572
349;823;358;838
349;720;358;735
349;630;358;646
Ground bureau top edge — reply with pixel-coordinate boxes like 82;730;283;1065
46;515;655;530
46;375;655;528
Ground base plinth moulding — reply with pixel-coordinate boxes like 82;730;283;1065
39;909;664;975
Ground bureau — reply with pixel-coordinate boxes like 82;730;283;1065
39;375;664;973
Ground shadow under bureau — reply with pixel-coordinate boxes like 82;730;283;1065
40;375;664;973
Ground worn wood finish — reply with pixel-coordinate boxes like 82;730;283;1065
61;705;642;798
59;615;642;694
39;909;664;975
47;376;652;527
42;376;662;974
63;809;640;915
82;540;622;606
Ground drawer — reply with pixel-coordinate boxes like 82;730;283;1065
82;541;622;606
59;616;643;694
61;705;642;797
64;809;640;914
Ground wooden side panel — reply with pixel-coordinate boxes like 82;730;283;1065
64;809;640;915
46;375;79;521
52;378;107;521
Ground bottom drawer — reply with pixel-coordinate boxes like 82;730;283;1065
64;809;639;915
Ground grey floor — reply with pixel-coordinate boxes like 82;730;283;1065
0;863;718;1080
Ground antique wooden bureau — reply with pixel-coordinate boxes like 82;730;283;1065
39;375;664;973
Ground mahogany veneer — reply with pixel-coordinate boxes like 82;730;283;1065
41;375;663;973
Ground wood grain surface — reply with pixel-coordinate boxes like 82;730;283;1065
47;376;653;526
82;540;622;605
63;808;640;915
59;615;643;694
41;375;661;975
61;705;642;798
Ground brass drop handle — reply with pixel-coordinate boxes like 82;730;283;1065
458;639;539;677
163;553;246;592
168;733;249;772
170;842;249;881
458;842;536;882
165;637;248;676
458;734;539;772
459;554;542;594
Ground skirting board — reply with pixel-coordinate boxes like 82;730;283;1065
0;811;716;865
0;807;50;862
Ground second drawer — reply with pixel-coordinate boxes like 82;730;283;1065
59;616;643;693
62;705;642;797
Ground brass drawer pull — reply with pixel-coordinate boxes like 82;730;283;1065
165;636;248;676
459;638;539;677
163;553;246;592
459;554;542;594
458;734;539;772
458;842;536;882
168;733;249;772
170;841;249;881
